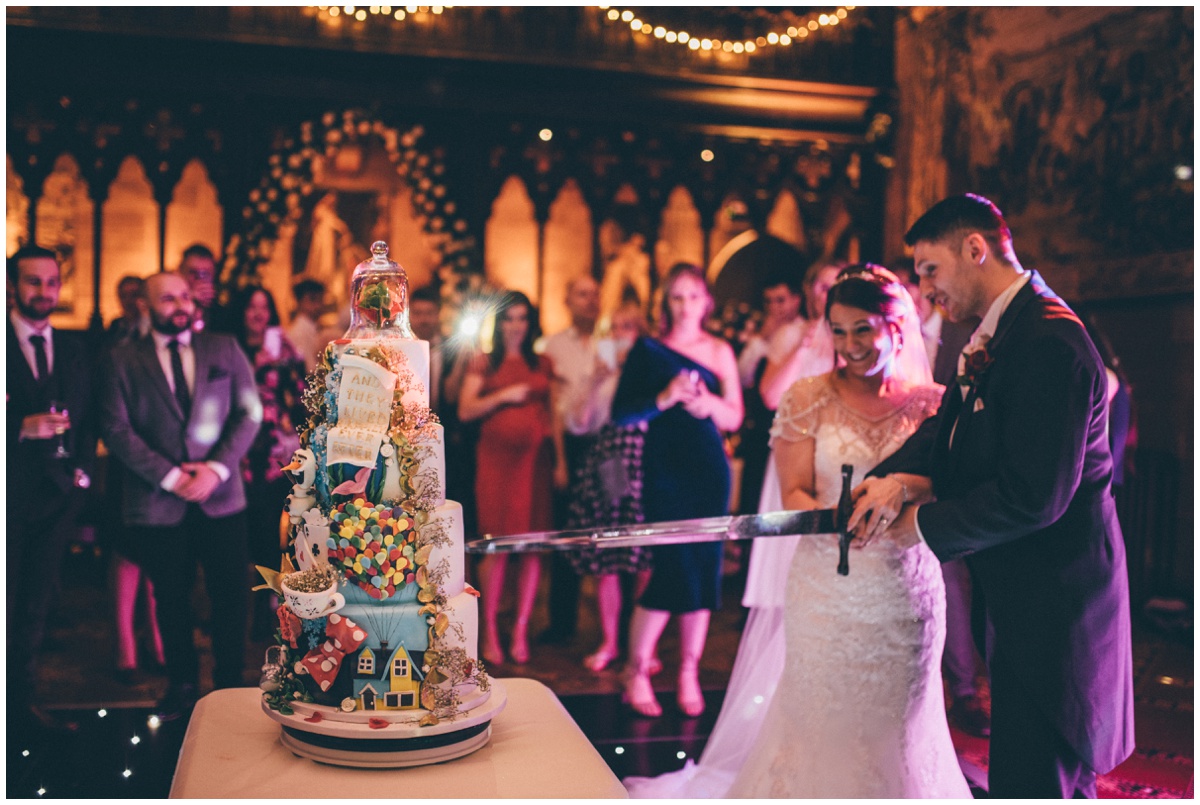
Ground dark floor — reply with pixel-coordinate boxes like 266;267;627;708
9;542;1194;798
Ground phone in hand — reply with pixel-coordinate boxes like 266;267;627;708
263;326;283;360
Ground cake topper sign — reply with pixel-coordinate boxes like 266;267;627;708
327;353;397;467
336;354;398;429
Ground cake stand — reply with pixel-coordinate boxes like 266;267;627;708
261;678;507;768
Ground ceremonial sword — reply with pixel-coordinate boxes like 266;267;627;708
468;464;859;576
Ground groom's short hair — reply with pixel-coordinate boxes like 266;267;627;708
904;194;1014;263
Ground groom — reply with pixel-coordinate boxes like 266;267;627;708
854;194;1134;798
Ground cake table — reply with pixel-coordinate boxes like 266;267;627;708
169;679;627;798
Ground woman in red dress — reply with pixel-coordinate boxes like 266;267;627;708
459;291;562;667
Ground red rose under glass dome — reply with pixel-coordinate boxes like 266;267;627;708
344;240;414;340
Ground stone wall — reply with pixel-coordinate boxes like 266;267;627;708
890;6;1194;598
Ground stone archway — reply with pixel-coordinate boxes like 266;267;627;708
222;110;479;312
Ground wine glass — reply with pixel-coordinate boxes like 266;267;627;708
47;400;71;460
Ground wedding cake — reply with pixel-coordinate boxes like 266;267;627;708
256;241;503;767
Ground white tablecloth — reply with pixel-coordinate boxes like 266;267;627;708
169;679;627;798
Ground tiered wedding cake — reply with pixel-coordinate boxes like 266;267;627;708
257;241;503;768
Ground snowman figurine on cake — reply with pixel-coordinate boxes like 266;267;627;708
256;241;499;767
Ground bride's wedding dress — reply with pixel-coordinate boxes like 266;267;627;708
725;374;969;798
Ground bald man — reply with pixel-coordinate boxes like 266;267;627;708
101;271;262;720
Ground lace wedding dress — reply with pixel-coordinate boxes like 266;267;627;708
723;374;969;798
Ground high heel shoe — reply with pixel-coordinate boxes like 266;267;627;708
622;668;663;718
482;638;505;667
509;620;531;665
676;671;705;718
583;647;619;673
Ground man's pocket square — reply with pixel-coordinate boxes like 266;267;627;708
973;398;985;413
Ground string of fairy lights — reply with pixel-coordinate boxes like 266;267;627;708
597;6;855;55
314;5;449;23
310;6;856;59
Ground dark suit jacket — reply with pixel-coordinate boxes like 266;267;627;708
873;272;1134;774
6;321;96;500
100;332;262;526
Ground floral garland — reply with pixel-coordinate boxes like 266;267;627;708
220;109;480;305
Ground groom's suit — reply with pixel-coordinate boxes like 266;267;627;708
873;272;1134;790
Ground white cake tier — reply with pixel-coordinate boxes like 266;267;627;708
439;585;480;661
333;337;430;409
427;500;464;597
410;423;446;507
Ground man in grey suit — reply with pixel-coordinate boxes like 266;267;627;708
101;271;262;718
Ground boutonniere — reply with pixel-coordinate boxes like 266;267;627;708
957;344;994;389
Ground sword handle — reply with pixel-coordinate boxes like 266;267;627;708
836;464;854;576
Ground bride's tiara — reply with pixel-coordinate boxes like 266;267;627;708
832;263;899;287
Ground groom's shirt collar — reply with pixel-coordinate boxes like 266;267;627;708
971;271;1031;347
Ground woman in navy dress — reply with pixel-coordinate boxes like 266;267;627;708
611;263;743;717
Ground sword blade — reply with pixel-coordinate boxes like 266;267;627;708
466;509;841;554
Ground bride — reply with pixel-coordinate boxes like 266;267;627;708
626;264;970;798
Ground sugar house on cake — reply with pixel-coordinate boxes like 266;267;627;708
352;641;426;711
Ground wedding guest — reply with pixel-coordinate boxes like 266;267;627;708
540;274;603;647
459;291;561;667
221;286;308;576
7;245;96;734
100;274;166;686
104;274;149;349
1082;312;1135;490
409;284;447;417
757;259;841;410
286;278;327;373
736;271;804;390
179;244;218;331
613;263;742;718
856;194;1135;798
439;302;480;539
566;300;654;673
734;271;803;517
101;271;262;720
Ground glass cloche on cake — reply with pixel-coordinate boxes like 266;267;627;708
344;240;414;340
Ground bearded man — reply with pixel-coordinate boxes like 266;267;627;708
101;271;262;720
7;245;95;734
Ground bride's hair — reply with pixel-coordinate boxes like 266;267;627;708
824;263;911;327
824;263;934;384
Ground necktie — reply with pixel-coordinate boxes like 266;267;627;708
168;339;192;416
29;334;50;386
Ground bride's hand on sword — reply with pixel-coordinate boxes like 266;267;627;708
848;475;920;549
847;475;903;545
